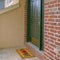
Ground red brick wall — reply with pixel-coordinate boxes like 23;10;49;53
25;0;60;60
44;0;60;60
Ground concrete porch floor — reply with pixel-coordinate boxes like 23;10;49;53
0;48;40;60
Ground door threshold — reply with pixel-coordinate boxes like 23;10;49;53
26;42;44;55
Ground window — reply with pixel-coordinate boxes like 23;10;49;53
5;0;13;8
0;0;4;9
0;0;19;14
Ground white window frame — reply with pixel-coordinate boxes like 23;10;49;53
5;0;13;8
0;0;19;14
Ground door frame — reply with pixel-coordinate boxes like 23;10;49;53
27;0;44;50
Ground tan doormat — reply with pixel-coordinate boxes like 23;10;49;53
16;48;35;59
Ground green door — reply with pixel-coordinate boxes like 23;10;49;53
30;0;41;47
27;0;44;50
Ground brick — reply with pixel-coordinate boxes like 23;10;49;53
55;42;60;46
57;23;60;25
44;52;49;58
55;57;60;60
48;32;54;36
48;44;54;50
44;31;48;34
43;55;47;60
57;54;60;58
44;19;48;21
48;39;55;43
57;39;60;42
44;43;48;47
55;3;60;7
44;22;50;24
44;0;60;60
50;22;57;26
44;28;49;31
50;36;56;41
44;40;49;45
55;27;60;30
49;50;56;55
50;29;57;33
50;15;57;18
58;7;60;10
58;0;60;2
50;7;58;12
45;9;50;12
52;11;60;14
55;34;60;38
44;37;48;40
49;0;57;4
46;51;54;57
44;16;50;18
48;19;54;22
58;15;60;18
45;12;55;15
58;51;60;54
48;4;54;8
44;2;50;5
44;34;50;38
44;47;50;51
44;25;48;28
50;43;56;48
47;26;54;29
55;19;60;22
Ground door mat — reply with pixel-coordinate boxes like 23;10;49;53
16;48;35;59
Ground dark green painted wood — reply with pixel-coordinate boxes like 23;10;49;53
40;0;44;50
27;0;31;42
27;0;44;50
30;0;40;48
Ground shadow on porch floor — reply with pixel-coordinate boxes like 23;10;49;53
0;48;40;60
